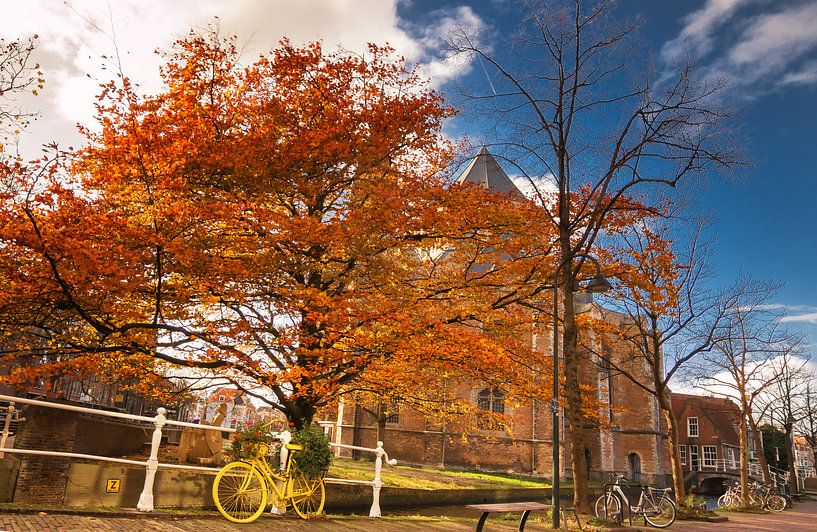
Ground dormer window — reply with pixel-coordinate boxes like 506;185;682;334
687;417;699;437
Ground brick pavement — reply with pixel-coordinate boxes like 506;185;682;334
0;513;544;531
1;500;817;531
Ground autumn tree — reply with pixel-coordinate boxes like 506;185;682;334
448;0;737;510
590;213;730;499
0;29;564;427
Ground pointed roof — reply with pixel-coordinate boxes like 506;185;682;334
455;147;524;198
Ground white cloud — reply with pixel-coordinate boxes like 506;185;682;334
781;312;817;324
726;2;817;77
661;0;755;63
3;1;483;157
661;1;817;94
780;59;817;85
735;303;817;324
411;6;486;87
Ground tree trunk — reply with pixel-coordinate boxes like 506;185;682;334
376;403;387;443
739;403;750;508
658;389;686;500
747;414;773;484
562;284;590;512
287;396;316;430
784;422;799;494
812;449;817;478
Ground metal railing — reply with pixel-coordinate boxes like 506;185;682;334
0;393;396;517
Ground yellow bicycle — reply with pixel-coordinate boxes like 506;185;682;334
212;441;326;523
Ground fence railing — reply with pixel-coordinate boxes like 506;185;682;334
0;394;396;517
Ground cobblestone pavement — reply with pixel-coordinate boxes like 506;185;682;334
0;513;541;531
1;501;816;531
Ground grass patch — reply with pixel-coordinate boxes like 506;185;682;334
327;458;552;490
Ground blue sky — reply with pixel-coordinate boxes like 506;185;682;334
396;0;817;348
4;0;817;346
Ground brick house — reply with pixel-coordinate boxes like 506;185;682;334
328;148;672;486
670;393;758;474
670;392;768;494
201;387;258;429
794;435;816;481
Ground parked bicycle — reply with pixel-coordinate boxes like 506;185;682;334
717;480;786;512
212;436;325;523
595;473;676;528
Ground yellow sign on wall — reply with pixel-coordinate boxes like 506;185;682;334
106;479;121;493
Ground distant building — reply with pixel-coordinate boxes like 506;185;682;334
202;387;258;429
794;435;816;481
671;393;766;493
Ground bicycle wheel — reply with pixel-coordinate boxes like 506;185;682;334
766;494;786;512
594;492;622;521
644;496;676;528
213;461;268;523
782;493;794;509
287;470;325;519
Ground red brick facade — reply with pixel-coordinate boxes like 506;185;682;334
330;305;672;486
671;393;743;474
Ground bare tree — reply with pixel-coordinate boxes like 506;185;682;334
0;35;43;150
759;351;811;493
448;0;738;509
690;279;801;507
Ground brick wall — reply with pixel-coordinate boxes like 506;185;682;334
12;405;151;504
333;312;672;486
13;405;77;504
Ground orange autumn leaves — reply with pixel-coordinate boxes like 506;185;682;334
0;29;676;426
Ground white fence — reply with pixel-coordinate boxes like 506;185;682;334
0;394;396;517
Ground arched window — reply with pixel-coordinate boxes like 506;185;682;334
477;388;505;414
628;452;642;483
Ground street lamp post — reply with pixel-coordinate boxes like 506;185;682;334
551;253;611;529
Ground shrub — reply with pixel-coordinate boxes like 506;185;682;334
290;423;333;478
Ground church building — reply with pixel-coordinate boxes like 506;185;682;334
329;147;671;486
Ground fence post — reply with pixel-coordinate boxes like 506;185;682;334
369;441;386;518
137;407;166;512
0;402;15;459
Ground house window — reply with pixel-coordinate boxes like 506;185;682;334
687;417;699;437
679;445;687;466
726;446;737;468
219;395;225;402
748;438;757;460
703;445;717;467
